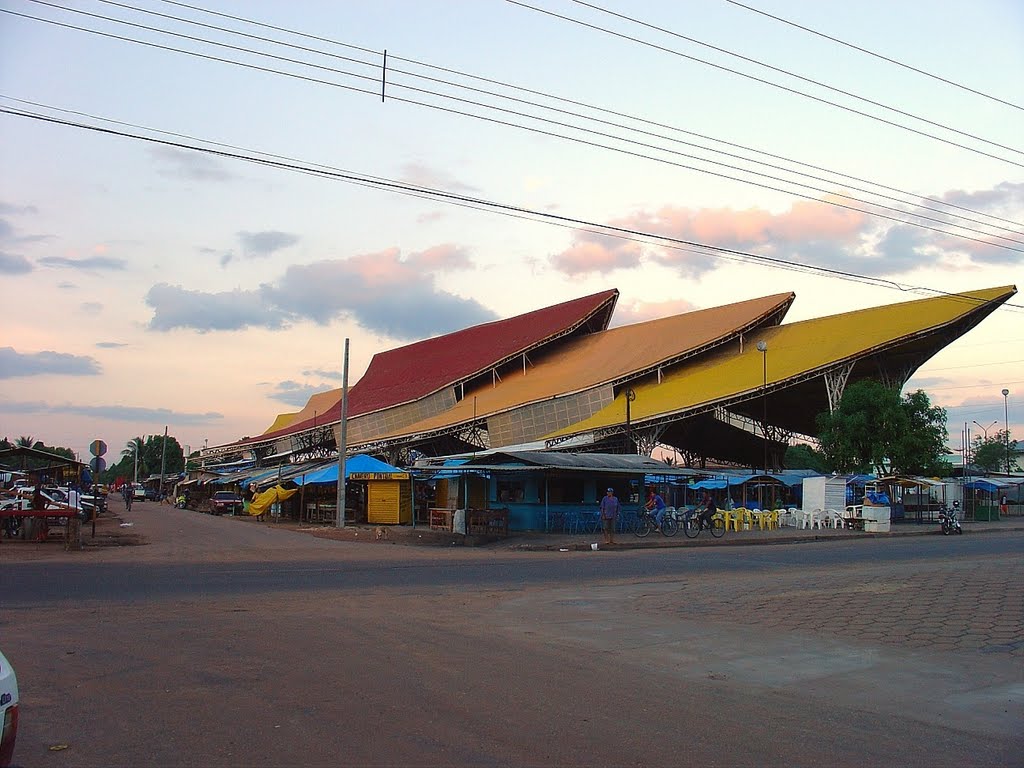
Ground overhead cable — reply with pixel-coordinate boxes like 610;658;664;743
722;0;1024;113
506;0;1024;166
6;6;1023;252
2;104;1020;314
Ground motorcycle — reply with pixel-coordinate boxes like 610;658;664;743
174;495;188;509
939;501;962;535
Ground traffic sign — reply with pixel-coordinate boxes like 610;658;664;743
90;439;107;457
90;456;106;473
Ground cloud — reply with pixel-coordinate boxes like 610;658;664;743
550;234;644;275
145;283;286;332
0;347;102;378
150;146;234;181
38;255;127;271
0;202;39;216
96;342;128;349
57;281;76;289
80;302;103;315
611;298;698;327
266;380;334;407
268;248;496;337
145;246;495;338
0;250;33;274
302;368;343;380
238;230;300;259
399;162;479;194
549;185;1024;278
0;399;222;424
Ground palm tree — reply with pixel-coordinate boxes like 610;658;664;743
16;435;35;448
122;437;146;482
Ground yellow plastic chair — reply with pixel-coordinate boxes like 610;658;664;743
724;508;743;532
763;510;779;530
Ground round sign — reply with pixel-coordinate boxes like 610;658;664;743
90;456;106;473
90;439;107;457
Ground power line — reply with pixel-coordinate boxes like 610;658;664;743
65;0;1019;243
8;5;1024;253
722;0;1024;113
4;103;1020;314
507;0;1024;167
153;0;1024;233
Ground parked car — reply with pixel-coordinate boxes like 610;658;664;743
132;484;146;501
0;649;19;768
209;490;243;515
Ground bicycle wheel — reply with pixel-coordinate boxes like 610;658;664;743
634;516;654;538
683;516;700;538
710;516;726;538
661;516;678;537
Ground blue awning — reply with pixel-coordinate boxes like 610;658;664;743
291;455;406;486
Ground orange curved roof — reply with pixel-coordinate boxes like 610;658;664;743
367;292;794;442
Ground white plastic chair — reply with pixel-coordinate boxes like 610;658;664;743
824;509;845;528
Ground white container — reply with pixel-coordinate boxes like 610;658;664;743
864;520;891;533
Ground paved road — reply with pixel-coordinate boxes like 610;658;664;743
3;503;1022;767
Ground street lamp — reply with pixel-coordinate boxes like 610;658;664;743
973;420;997;440
756;341;768;474
624;388;636;455
1003;389;1011;473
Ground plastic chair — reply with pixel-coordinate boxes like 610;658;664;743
760;510;779;530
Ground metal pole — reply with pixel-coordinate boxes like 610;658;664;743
159;425;168;502
335;338;350;529
1003;389;1010;473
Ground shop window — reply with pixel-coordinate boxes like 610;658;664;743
497;479;525;503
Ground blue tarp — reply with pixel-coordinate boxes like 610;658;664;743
291;454;405;486
964;478;1010;492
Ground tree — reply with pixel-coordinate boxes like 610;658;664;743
817;381;949;476
972;429;1019;473
784;443;831;472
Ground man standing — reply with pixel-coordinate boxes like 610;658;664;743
599;487;620;546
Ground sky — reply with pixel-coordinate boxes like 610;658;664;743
1;0;1022;467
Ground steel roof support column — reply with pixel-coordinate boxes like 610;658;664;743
824;363;855;413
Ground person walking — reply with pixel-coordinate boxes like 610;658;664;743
599;487;620;545
1000;493;1008;517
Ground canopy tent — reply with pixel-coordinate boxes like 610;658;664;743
291;454;406;486
963;478;1012;492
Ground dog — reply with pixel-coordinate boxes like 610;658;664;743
374;526;389;541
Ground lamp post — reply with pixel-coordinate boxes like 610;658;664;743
756;341;768;473
625;388;636;455
973;420;997;441
1003;388;1011;473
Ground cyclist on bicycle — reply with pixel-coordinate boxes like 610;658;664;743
645;487;667;530
697;491;717;529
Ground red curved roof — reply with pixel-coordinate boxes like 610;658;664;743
238;289;618;446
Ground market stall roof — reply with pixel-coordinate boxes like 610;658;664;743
0;446;85;468
963;478;1014;491
291;455;407;486
875;475;946;488
445;451;703;477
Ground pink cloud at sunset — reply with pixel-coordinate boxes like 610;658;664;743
551;200;869;276
611;298;698;327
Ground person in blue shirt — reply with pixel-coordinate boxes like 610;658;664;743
645;487;667;529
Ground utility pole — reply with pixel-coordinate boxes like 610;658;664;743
336;338;350;529
159;425;168;501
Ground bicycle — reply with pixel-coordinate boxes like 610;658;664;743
680;509;725;539
633;506;678;537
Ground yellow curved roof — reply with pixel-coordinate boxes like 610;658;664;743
367;292;793;441
261;412;298;435
545;285;1016;439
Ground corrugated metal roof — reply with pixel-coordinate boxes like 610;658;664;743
546;285;1016;439
457;451;701;476
369;292;793;442
235;289;618;446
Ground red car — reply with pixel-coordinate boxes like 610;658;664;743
209;490;243;515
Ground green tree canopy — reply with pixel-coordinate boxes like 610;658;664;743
972;429;1019;473
784;443;831;473
816;381;950;476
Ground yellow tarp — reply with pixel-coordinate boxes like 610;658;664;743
247;484;298;516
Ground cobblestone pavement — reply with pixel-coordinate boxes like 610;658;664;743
628;557;1024;657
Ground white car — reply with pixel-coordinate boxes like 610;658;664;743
0;650;18;768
